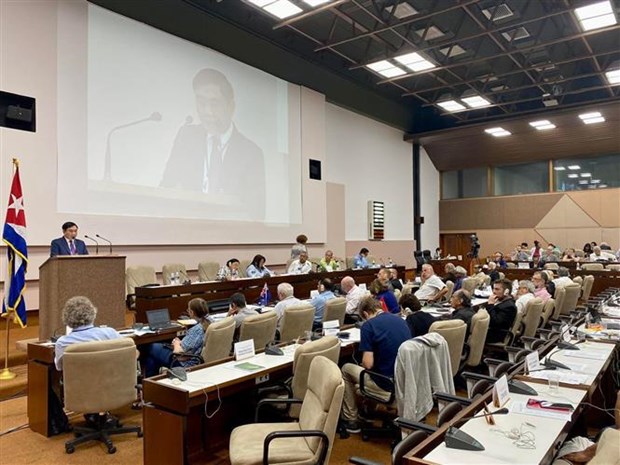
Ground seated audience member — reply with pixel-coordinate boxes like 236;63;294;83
532;271;552;302
287;251;312;274
472;265;487;287
340;296;411;433
487;262;500;283
512;243;530;261
340;276;369;319
290;234;308;259
245;254;273;278
369;279;399;314
310;278;336;329
450;290;475;336
389;268;403;291
353;248;370;269
453;266;468;291
590;245;617;262
539;246;559;267
227;292;258;330
377;267;394;291
54;296;121;371
217;258;241;281
493;252;507;269
443;262;458;284
144;298;210;377
561;248;579;262
415;264;447;302
318;249;338;272
433;247;443;259
273;283;300;329
553;267;573;289
599;242;613;251
530;240;542;262
484;279;518;343
401;293;435;338
514;280;536;315
582;242;593;256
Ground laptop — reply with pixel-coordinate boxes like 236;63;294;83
146;308;179;331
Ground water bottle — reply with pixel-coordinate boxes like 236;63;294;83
388;257;393;267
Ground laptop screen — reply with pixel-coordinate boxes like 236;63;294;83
146;308;171;327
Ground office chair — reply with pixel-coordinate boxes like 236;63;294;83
197;261;219;281
322;297;346;326
62;338;142;454
125;265;157;307
239;312;277;350
278;304;314;343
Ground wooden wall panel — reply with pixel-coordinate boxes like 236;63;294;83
536;195;599;229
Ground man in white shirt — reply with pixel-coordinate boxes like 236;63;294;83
340;276;369;316
414;264;447;302
273;282;301;328
514;280;536;315
287;251;312;274
552;267;574;289
590;246;617;262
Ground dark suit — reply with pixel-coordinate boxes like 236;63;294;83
485;298;517;343
50;238;89;257
160;124;265;220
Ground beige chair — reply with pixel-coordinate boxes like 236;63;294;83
581;275;594;301
201;317;236;363
506;262;517;268
62;338;141;454
460;278;478;294
125;265;157;307
443;280;455;302
401;283;415;296
521;298;544;338
279;304;315;343
346;257;355;269
581;263;604;271
238;260;251;278
197;261;219;282
429;320;467;377
574;249;585;258
606;264;620;271
543;262;559;270
551;287;566;321
572;276;583;286
229;356;344;465
558;283;581;316
460;308;489;371
322;297;346;326
239;312;277;350
541;297;555;327
498;272;505;280
162;263;189;284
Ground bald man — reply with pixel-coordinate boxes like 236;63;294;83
414;264;447;302
340;276;369;316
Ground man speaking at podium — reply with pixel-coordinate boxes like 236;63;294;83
50;221;89;257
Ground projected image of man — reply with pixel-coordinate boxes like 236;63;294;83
160;68;265;220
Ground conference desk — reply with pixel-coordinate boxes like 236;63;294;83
26;326;186;437
142;330;360;465
134;267;404;322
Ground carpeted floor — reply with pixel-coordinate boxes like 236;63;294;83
0;395;395;464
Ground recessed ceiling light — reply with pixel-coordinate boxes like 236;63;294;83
568;165;581;170
574;0;617;31
367;60;393;72
581;173;592;177
385;2;418;19
248;0;274;6
605;69;620;85
302;0;331;6
583;116;606;124
366;60;406;77
568;174;579;178
263;0;303;19
579;112;602;119
554;166;566;171
529;120;556;130
579;180;590;184
394;52;435;72
439;45;467;58
590;179;601;184
599;184;608;188
437;100;466;112
414;26;445;40
485;127;511;137
462;95;492;108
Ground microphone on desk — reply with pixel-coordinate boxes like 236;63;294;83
96;234;113;254
84;235;99;255
444;408;510;451
543;348;572;371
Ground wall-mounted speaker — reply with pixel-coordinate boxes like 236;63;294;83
309;159;322;180
0;90;36;132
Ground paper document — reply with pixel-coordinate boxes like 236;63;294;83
527;370;589;385
233;362;265;371
563;351;607;361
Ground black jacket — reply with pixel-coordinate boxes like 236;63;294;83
485;298;517;343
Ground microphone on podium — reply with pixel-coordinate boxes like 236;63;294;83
84;235;99;255
96;234;113;254
444;408;510;451
103;111;162;181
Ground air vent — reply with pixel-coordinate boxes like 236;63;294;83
385;2;418;19
439;44;467;57
502;27;530;41
414;25;445;41
368;201;385;241
482;3;514;21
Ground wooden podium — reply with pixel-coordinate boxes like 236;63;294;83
38;255;126;340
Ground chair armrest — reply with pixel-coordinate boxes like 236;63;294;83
255;398;303;422
349;458;383;465
536;328;555;339
461;371;497;383
433;392;472;406
263;430;329;465
505;346;521;354
394;417;438;434
257;380;294;399
521;337;544;350
170;352;204;365
360;370;395;404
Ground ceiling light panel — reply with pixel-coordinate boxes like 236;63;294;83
302;0;331;6
574;1;617;31
462;95;491;108
439;45;467;58
437;100;466;112
414;26;445;40
481;3;514;21
568;165;581;170
263;0;302;19
529;120;556;130
554;166;566;171
568;174;579;178
501;27;530;41
247;0;274;6
385;2;418;19
605;69;620;85
394;52;435;72
485;127;511;137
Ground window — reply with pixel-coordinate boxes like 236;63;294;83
554;153;620;191
442;168;487;199
494;161;549;196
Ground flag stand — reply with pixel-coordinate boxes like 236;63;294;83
0;315;17;380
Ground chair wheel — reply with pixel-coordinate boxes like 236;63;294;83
107;446;116;454
65;445;75;454
138;431;143;438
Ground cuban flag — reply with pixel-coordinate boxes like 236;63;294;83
258;282;271;306
2;161;28;327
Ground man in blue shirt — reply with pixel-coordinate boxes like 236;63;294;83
310;278;336;330
353;248;369;268
340;296;411;433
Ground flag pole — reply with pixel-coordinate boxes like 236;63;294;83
0;159;20;380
